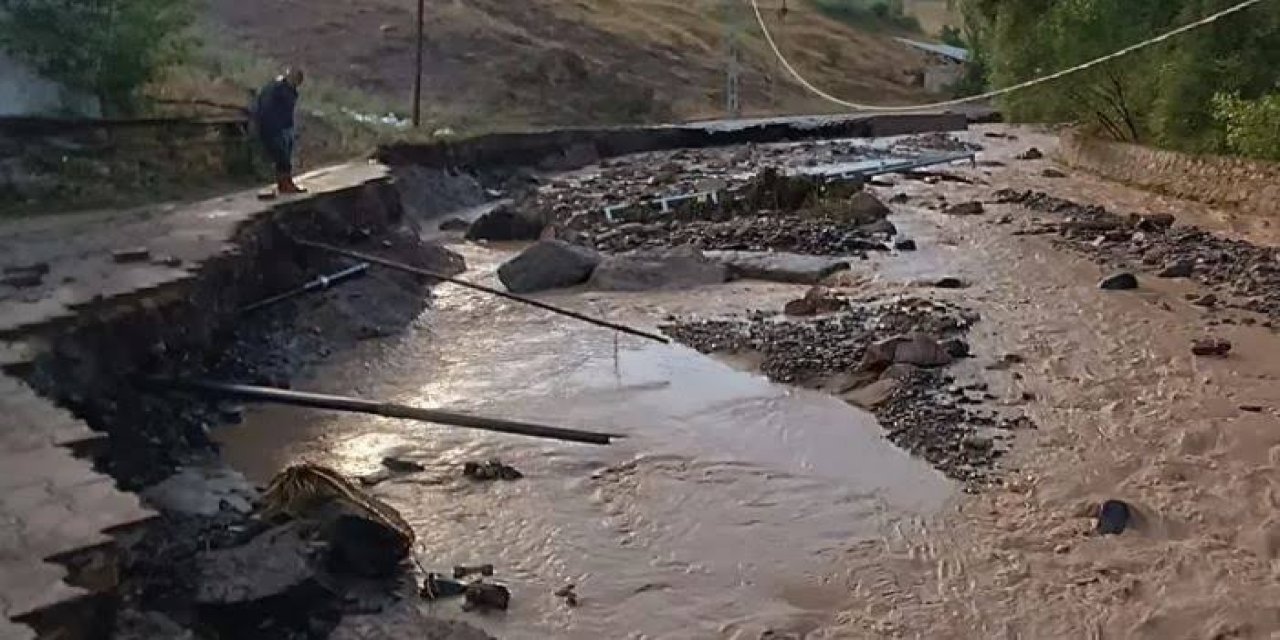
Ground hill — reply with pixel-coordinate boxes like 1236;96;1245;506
202;0;933;130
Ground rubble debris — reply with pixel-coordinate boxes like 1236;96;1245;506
840;191;892;224
1016;147;1044;160
497;240;602;293
381;456;426;473
1098;272;1138;290
1;262;48;287
858;217;898;236
463;583;512;612
1041;168;1067;178
555;584;580;607
894;238;918;251
888;193;910;204
1193;293;1219;308
1158;260;1195;278
463;459;524;481
1191;337;1232;357
704;250;851;285
1240;405;1265;413
420;573;469;600
1095;500;1132;535
783;286;846;317
943;201;985;216
453;564;496;579
438;217;470;231
588;245;729;291
861;332;955;369
941;338;971;358
932;277;967;289
113;247;152;263
578;214;889;256
193;522;318;606
465;204;545;241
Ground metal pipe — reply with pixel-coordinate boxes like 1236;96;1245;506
143;378;622;446
293;239;671;344
240;263;370;314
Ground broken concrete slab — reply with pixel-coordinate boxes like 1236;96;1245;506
589;246;729;291
193;523;317;606
142;464;258;517
497;240;602;293
704;250;851;285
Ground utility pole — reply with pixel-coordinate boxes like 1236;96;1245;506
723;0;742;119
412;0;425;127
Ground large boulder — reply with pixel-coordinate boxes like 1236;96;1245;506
497;240;603;293
704;250;851;285
589;246;729;291
465;205;544;241
861;333;954;370
325;514;409;579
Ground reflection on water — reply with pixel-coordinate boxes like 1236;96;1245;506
219;246;952;639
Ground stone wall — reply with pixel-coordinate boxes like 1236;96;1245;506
1058;130;1280;218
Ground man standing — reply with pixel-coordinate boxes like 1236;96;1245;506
253;68;306;194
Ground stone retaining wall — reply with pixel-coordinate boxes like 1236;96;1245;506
1058;130;1280;218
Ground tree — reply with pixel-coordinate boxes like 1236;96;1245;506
0;0;193;112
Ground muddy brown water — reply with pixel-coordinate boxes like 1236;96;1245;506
219;241;954;638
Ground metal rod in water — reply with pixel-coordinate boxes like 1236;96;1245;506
144;378;622;446
293;239;671;345
240;263;371;314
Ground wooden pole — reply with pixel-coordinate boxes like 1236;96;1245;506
145;378;623;446
412;0;425;127
294;239;671;344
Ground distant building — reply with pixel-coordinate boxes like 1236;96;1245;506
895;38;969;94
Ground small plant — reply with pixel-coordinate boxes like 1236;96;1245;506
1212;92;1280;162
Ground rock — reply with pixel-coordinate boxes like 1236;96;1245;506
704;250;851;285
943;201;985;216
420;573;469;601
1131;212;1176;231
497;240;602;293
437;217;470;231
194;523;318;605
453;564;495;579
555;584;579;607
1191;337;1232;357
1158;260;1195;278
784;286;845;317
940;338;971;358
888;193;910;204
463;460;523;481
1096;500;1132;535
1;271;42;288
894;238;918;251
846;191;891;222
1016;147;1044;160
331;600;493;640
1240;405;1265;413
381;457;425;473
326;514;410;578
112;247;151;263
880;363;921;381
858;218;898;236
465;205;544;241
1098;272;1138;290
932;277;967;289
143;464;258;517
961;434;994;451
1193;293;1218;307
862;333;954;370
843;378;899;409
1041;168;1067;178
588;246;729;291
463;583;511;611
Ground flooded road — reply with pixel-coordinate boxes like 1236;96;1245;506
220;242;953;638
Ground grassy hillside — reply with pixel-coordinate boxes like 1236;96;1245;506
199;0;932;131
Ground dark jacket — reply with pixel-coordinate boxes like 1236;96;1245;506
253;78;298;138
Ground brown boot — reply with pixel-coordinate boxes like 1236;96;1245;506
277;173;307;195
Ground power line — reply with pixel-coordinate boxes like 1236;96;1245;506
749;0;1267;112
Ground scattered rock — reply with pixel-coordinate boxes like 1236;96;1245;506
381;457;425;473
1193;293;1219;307
193;523;317;606
325;514;410;578
943;201;985;216
555;584;580;607
843;378;899;409
783;286;845;317
888;193;910;204
1;270;43;288
588;245;729;291
1158;260;1195;278
932;277;967;289
420;573;469;601
704;250;851;285
961;434;994;451
453;564;496;579
1041;168;1067;178
1191;337;1232;357
1240;405;1265;413
862;333;954;370
1016;147;1044;160
463;460;523;481
465;205;545;241
497;240;602;293
1130;212;1176;231
112;247;151;263
438;217;470;231
1095;500;1132;535
839;191;892;224
858;217;898;236
940;338;971;358
152;255;183;268
463;583;511;612
894;238;918;251
1098;272;1138;290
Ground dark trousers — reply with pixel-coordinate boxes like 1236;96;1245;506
259;128;294;174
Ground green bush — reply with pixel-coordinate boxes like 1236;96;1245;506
1213;92;1280;162
811;0;922;32
0;0;194;112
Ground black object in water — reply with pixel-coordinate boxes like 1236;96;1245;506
1096;499;1132;535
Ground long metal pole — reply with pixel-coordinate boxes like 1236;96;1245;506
144;378;622;446
293;239;671;344
412;0;425;127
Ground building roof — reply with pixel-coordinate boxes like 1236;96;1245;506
895;38;969;63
